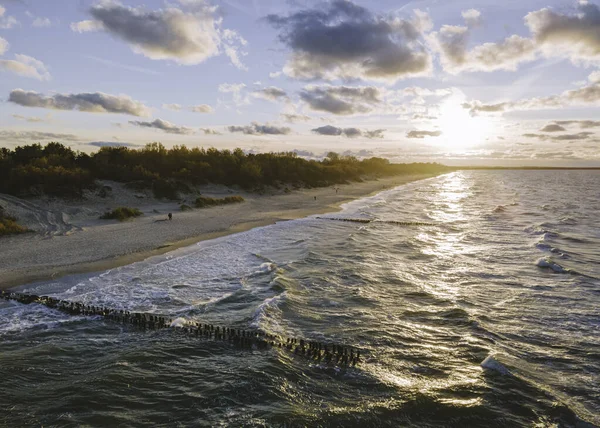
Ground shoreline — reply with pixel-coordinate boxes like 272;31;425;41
0;174;437;290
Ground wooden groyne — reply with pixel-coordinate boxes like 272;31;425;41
1;291;361;367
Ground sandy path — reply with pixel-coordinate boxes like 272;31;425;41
0;174;434;289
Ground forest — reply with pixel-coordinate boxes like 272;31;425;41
0;143;451;198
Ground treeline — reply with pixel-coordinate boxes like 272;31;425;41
0;143;451;198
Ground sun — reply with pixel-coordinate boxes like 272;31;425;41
436;98;495;150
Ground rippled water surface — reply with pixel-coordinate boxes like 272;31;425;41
1;171;599;427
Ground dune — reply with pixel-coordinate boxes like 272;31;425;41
0;174;433;289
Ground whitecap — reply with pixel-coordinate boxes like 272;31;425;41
481;355;511;375
536;257;570;274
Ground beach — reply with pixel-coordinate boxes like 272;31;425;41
0;174;432;289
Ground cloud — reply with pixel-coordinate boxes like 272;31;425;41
163;102;213;113
589;70;600;83
191;104;213;113
266;0;431;82
281;113;311;123
463;82;600;115
0;36;8;55
429;24;537;73
406;129;442;138
200;127;220;135
555;119;600;128
88;141;138;148
218;82;249;106
9;89;152;117
129;118;194;134
71;19;104;32
32;17;51;27
525;2;600;63
12;113;48;122
0;5;19;29
228;122;291;135
311;125;384;138
462;9;481;27
163;103;182;111
363;129;385;139
540;124;566;132
0;54;51;80
300;85;381;115
252;86;288;102
0;130;78;143
71;0;246;68
523;132;594;141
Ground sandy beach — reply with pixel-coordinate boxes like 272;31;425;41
0;174;434;289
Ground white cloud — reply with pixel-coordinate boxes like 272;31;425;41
0;36;8;55
0;54;51;80
463;82;600;115
163;103;182;111
429;25;537;73
0;5;19;29
191;104;213;113
218;82;249;106
461;9;482;27
71;20;104;33
32;17;51;28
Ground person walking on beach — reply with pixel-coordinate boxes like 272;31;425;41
168;213;172;221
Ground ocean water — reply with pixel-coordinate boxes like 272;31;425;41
1;170;599;427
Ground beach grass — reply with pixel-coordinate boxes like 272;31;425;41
100;207;143;221
195;196;245;208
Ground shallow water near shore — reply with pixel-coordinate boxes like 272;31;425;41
1;170;599;427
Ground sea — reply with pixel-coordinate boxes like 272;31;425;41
1;170;599;427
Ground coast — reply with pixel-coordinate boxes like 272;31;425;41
0;174;434;289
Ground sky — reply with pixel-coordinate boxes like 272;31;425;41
1;0;600;166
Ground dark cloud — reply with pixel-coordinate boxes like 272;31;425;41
88;141;138;148
281;113;311;123
311;125;384;138
129;118;194;135
228;122;291;135
363;129;385;139
526;2;600;62
12;114;46;122
71;1;245;67
523;132;593;141
200;128;221;135
267;0;431;81
300;85;381;115
555;120;600;129
9;89;151;117
406;130;442;139
540;124;566;132
0;130;79;143
312;125;342;136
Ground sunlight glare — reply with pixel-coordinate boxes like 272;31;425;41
437;98;495;150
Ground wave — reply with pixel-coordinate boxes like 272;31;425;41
536;257;572;274
250;292;287;334
481;354;511;375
